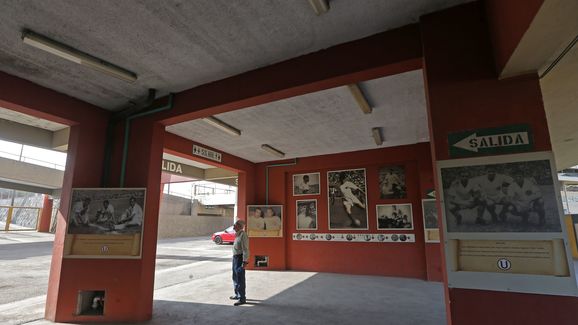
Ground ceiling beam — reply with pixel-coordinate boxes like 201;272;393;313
155;24;422;126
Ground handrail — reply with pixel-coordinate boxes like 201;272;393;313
0;149;65;170
0;206;42;209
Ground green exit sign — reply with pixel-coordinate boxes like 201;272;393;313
448;124;533;158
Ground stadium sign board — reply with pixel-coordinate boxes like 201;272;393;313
448;124;532;158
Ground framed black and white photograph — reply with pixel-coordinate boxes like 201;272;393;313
378;165;407;199
247;205;283;237
64;188;146;259
67;188;146;235
376;203;413;230
438;154;563;233
422;199;440;242
296;199;317;230
327;168;368;229
293;172;320;196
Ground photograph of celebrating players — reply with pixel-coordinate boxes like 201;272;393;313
440;158;562;233
376;203;413;229
293;172;320;196
378;165;407;199
327;168;368;229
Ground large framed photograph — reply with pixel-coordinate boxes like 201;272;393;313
376;204;413;230
439;154;563;233
293;172;320;196
327;168;368;229
438;152;578;297
378;165;407;199
422;199;440;242
296;199;317;230
247;205;283;237
64;188;146;259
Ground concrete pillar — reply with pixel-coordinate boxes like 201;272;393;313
37;194;53;233
421;2;578;324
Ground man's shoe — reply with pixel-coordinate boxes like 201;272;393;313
229;296;240;300
234;300;246;306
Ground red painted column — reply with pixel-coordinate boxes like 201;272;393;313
37;194;53;233
421;2;578;324
45;116;165;323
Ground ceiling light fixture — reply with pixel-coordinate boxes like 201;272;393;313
21;30;137;83
347;83;372;114
261;144;285;158
203;116;242;136
372;127;384;146
308;0;330;15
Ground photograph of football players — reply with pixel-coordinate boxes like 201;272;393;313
378;165;407;199
67;188;146;235
247;205;283;237
328;169;368;229
422;199;440;243
296;199;317;230
376;204;413;229
421;199;438;230
440;158;562;232
293;172;321;196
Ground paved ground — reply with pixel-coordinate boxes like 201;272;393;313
0;231;448;325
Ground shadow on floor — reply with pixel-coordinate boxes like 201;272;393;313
149;273;447;325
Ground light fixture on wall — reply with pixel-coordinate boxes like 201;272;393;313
347;83;372;114
203;116;242;136
308;0;330;15
261;144;285;158
21;30;137;83
372;127;384;146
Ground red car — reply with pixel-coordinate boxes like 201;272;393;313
211;226;236;245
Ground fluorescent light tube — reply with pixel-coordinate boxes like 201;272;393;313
308;0;330;15
348;84;372;114
22;30;137;83
203;116;242;136
372;127;383;146
261;144;285;158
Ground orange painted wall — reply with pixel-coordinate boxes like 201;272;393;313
250;143;439;279
421;2;578;324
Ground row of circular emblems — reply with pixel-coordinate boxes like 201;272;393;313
292;233;414;243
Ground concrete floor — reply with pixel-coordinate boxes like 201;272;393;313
0;232;447;325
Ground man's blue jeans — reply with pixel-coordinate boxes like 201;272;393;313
232;254;246;301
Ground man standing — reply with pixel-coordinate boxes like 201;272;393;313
231;220;249;306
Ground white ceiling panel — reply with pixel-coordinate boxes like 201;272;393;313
167;70;429;163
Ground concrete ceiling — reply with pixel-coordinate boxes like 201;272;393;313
0;106;66;131
167;70;428;163
0;0;470;111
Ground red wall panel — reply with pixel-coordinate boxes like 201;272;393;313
250;143;438;279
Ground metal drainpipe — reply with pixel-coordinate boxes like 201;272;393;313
102;89;157;187
119;93;175;187
265;159;297;205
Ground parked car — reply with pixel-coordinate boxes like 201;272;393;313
211;226;236;245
